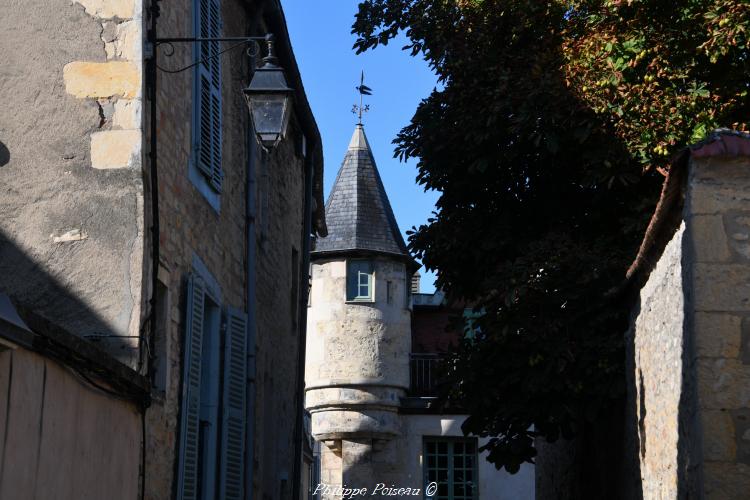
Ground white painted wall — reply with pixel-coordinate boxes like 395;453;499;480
401;414;535;500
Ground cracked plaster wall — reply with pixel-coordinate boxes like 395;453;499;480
0;0;145;366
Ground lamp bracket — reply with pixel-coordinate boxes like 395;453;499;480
153;35;274;74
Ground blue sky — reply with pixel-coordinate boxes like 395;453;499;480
281;0;440;293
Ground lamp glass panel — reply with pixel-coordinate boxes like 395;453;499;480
250;93;288;138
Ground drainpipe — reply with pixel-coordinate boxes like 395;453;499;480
141;2;162;499
244;115;258;500
291;141;315;500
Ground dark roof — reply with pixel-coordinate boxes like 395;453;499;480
313;124;413;262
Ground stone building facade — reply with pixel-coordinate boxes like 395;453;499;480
0;0;324;498
624;131;750;499
535;131;750;500
304;124;534;499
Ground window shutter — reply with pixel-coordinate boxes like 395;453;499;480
194;0;223;192
177;275;206;500
346;261;357;300
219;308;247;500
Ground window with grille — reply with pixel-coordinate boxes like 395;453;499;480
423;438;478;500
346;260;373;302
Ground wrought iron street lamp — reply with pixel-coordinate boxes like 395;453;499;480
144;21;295;410
243;34;294;151
152;32;293;152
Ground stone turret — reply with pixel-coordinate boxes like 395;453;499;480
305;124;417;489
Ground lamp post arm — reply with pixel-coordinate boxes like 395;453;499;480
156;36;268;43
150;35;274;75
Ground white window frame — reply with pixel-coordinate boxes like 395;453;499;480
346;260;374;302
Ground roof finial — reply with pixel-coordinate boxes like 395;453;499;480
352;70;372;126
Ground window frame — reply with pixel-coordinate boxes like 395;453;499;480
346;259;374;303
423;437;479;500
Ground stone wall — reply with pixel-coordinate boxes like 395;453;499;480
252;115;307;500
627;150;750;499
305;256;411;442
687;155;750;498
143;1;309;498
0;0;145;364
306;257;411;388
629;222;691;499
305;255;412;496
143;0;246;493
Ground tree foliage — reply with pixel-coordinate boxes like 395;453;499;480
352;0;750;472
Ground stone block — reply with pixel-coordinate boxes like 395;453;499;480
693;264;750;312
64;61;140;99
697;357;750;409
724;213;750;261
105;20;141;61
692;157;750;182
113;99;141;129
75;0;135;19
704;462;750;500
90;130;140;169
695;313;741;358
742;318;750;365
732;409;750;465
690;181;750;215
701;409;736;461
689;215;732;262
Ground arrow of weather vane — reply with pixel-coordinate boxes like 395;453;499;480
352;71;372;125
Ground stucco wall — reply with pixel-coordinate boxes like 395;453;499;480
0;348;141;500
0;0;145;365
402;415;535;500
312;415;534;499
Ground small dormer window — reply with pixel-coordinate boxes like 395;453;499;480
346;260;373;302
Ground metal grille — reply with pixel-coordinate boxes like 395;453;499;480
409;353;441;397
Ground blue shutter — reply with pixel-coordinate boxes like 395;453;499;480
177;275;206;500
194;0;223;192
219;308;247;500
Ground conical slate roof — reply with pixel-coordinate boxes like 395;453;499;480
313;124;411;260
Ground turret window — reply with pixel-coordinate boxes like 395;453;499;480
346;260;373;302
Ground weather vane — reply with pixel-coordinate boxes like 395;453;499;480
352;70;372;125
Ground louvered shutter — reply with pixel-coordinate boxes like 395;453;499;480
195;0;223;192
177;275;206;500
219;308;247;500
